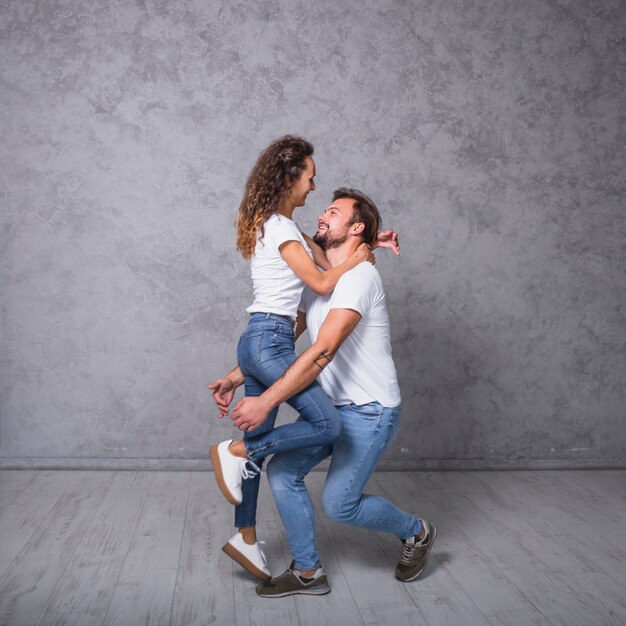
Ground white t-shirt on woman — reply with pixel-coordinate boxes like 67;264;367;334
246;213;313;321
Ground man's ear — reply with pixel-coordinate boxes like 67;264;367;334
350;221;365;236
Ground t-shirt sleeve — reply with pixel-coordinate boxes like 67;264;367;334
271;217;304;248
328;268;376;316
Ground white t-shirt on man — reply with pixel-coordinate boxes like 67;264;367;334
247;213;313;321
300;262;401;408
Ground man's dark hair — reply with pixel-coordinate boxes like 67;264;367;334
332;187;381;246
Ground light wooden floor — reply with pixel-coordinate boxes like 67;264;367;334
0;469;624;626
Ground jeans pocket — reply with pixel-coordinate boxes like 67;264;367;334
237;332;264;371
348;401;384;418
272;321;295;339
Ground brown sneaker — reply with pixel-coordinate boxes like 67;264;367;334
395;520;437;582
256;563;330;598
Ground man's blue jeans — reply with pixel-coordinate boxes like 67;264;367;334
234;312;341;529
267;402;421;570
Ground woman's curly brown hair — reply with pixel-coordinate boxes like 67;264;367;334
237;136;314;259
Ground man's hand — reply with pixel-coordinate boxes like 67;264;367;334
374;229;400;255
208;378;236;417
230;396;272;432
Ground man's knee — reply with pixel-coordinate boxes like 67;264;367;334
322;489;357;524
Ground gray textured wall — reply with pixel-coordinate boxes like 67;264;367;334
1;0;625;469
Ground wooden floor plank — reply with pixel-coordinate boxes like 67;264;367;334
0;471;76;580
232;473;302;626
0;471;115;626
103;472;192;626
36;471;155;626
468;471;626;624
0;469;624;626
370;472;494;626
423;471;621;626
306;473;427;626
526;470;626;538
555;470;626;512
170;472;235;626
399;472;552;625
0;470;40;504
497;471;626;578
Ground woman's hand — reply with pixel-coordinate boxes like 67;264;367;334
208;378;236;417
355;242;376;265
374;229;400;255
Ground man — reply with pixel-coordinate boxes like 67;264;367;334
224;188;436;597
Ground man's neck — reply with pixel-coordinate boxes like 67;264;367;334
325;240;361;268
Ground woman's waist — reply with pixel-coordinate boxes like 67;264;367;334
242;311;297;336
248;311;294;323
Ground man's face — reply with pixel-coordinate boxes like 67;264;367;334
313;198;358;250
287;156;316;208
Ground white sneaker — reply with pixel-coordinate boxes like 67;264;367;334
222;532;271;581
209;440;260;505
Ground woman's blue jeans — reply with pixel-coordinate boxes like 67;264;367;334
266;402;420;570
234;312;342;529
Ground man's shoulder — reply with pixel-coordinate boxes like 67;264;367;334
337;262;382;291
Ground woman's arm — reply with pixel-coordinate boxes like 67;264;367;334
301;233;331;270
372;229;400;255
208;365;243;417
279;240;373;296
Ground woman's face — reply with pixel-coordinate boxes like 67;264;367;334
286;157;316;209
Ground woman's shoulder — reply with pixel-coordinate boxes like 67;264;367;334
266;213;302;239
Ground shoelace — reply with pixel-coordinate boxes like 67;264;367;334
400;533;429;563
273;567;294;582
400;541;418;563
241;458;262;480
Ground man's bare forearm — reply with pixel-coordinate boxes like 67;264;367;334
260;343;335;412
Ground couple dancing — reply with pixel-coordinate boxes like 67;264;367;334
209;136;436;598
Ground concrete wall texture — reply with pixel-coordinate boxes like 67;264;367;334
1;0;625;469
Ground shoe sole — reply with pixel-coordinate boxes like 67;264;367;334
256;584;331;598
222;541;271;582
396;523;438;583
209;444;242;505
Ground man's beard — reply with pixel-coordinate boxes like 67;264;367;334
312;229;348;251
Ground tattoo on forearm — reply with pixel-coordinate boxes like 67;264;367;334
314;351;335;370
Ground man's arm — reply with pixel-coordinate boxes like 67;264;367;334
230;308;361;431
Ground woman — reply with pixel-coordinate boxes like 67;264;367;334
209;136;398;580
